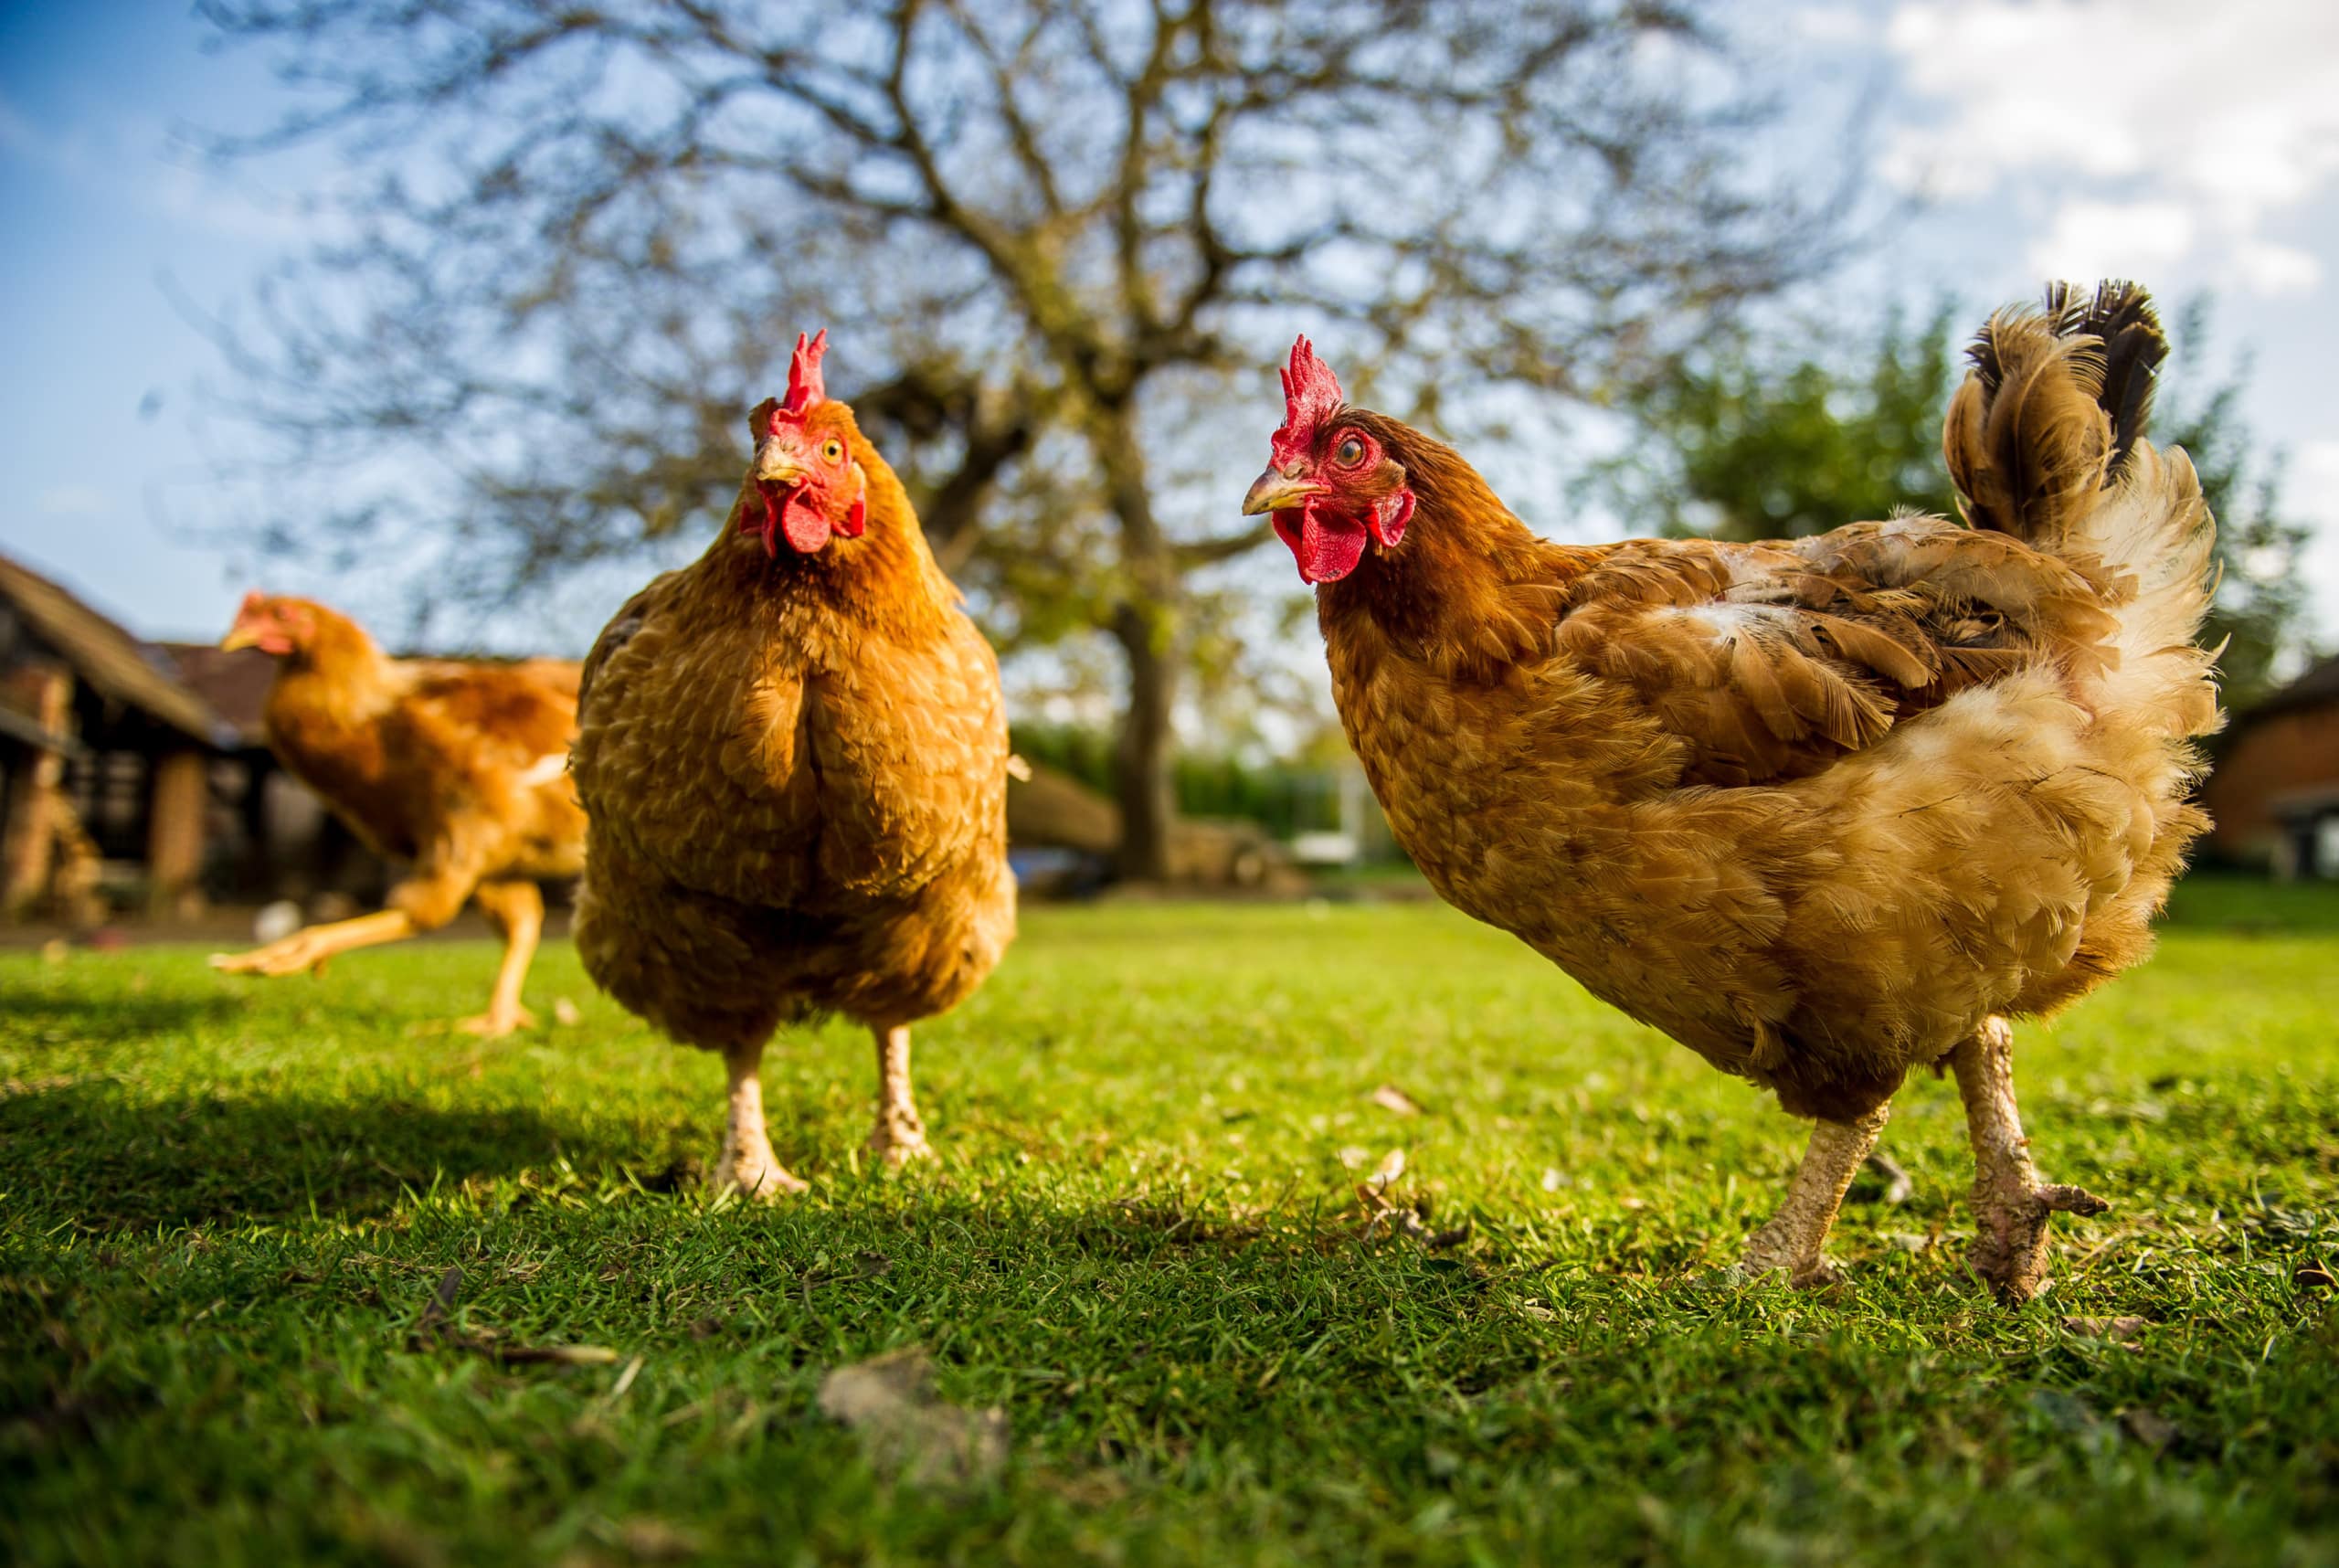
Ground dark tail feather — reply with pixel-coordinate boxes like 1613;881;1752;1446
1942;280;2166;546
2045;280;2165;474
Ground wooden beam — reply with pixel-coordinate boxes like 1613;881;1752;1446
1;665;73;918
147;748;209;920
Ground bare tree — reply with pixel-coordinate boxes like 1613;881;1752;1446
199;0;1845;879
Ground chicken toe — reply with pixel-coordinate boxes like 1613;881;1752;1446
453;1004;537;1038
1740;1104;1890;1285
714;1044;808;1200
1953;1017;2107;1302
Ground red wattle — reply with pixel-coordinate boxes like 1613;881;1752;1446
779;489;831;553
1273;503;1368;585
746;481;831;555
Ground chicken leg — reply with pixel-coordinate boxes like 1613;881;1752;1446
714;1042;808;1200
459;879;543;1037
1740;1103;1891;1285
1950;1016;2108;1302
865;1025;935;1167
211;908;418;978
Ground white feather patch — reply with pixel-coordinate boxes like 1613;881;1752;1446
517;752;571;789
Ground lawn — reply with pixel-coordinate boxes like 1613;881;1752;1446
4;895;2336;1566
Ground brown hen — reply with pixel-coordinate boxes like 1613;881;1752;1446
211;595;586;1036
570;333;1014;1197
1244;284;2219;1300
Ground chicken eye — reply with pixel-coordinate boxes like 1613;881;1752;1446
1335;435;1365;467
820;439;844;464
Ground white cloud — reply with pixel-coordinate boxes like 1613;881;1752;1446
35;485;110;518
2027;200;2196;283
1881;0;2339;295
2231;239;2323;296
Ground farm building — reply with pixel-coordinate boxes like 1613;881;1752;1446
0;553;240;920
2203;654;2339;879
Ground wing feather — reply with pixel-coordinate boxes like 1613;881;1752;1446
1556;522;2114;786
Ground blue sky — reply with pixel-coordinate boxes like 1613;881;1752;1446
2;0;2336;657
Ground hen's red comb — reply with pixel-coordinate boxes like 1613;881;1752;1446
1273;335;1344;466
780;329;829;419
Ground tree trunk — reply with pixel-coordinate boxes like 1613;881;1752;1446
1092;402;1180;885
1109;600;1178;884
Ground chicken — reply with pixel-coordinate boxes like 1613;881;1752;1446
1244;284;2219;1300
569;331;1014;1197
211;595;587;1036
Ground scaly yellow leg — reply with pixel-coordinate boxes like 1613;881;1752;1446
456;881;543;1037
865;1025;935;1168
1741;1103;1891;1285
211;909;418;978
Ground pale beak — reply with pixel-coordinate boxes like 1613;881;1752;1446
1243;470;1326;516
219;623;262;652
754;445;809;487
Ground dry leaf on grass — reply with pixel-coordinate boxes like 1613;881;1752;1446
817;1347;1009;1486
2120;1408;2181;1452
1354;1181;1471;1251
800;1252;894;1290
495;1343;621;1366
1370;1084;1422;1117
407;1265;620;1366
614;1519;702;1561
552;997;583;1027
2060;1315;2149;1346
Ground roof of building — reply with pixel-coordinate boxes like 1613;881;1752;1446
2250;653;2339;722
0;553;235;748
160;642;276;747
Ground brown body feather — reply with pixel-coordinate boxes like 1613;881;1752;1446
568;408;1013;1054
258;605;586;927
1313;291;2219;1122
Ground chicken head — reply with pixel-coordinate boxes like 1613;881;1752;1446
1241;336;1416;585
741;329;871;558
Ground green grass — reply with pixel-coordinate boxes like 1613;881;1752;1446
4;898;2336;1566
2163;870;2339;933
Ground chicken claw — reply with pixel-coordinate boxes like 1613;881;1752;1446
211;932;333;978
453;1004;537;1038
1953;1016;2108;1303
211;910;416;980
713;1043;808;1201
866;1117;936;1169
714;1151;810;1201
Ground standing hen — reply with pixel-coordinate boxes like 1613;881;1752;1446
1244;284;2219;1300
571;332;1014;1197
212;595;586;1036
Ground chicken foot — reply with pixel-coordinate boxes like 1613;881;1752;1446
715;1043;808;1200
1951;1016;2108;1303
1739;1103;1891;1285
458;880;543;1038
865;1025;935;1168
211;908;418;978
